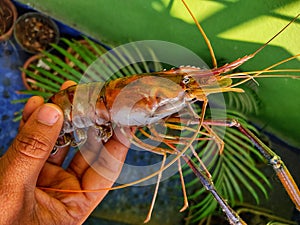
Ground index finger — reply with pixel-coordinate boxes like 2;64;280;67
80;135;128;203
20;96;44;129
60;80;76;90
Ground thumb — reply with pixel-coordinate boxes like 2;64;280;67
1;103;63;188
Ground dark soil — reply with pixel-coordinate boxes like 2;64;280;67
15;13;58;53
0;1;14;35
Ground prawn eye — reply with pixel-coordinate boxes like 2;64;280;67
182;76;190;84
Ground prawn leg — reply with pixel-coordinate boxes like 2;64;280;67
181;153;247;225
203;119;300;211
144;154;166;223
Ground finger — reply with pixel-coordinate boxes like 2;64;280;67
1;104;63;189
61;80;76;90
114;127;132;148
67;127;103;179
80;133;129;202
47;146;70;166
67;127;130;179
46;80;76;165
20;96;44;128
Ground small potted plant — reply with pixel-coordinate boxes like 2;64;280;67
21;53;65;97
14;12;59;54
0;0;17;42
21;38;107;94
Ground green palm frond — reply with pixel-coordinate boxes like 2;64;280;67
224;84;261;115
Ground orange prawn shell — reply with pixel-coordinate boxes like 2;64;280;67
103;74;187;126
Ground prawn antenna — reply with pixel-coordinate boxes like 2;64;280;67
251;13;300;57
181;0;218;68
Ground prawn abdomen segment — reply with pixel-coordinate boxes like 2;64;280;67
49;82;112;147
49;83;110;130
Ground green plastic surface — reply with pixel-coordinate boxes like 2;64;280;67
17;0;300;146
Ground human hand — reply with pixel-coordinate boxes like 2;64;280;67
0;81;129;225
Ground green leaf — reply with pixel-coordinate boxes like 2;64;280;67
222;173;236;205
21;68;60;91
190;194;218;221
83;36;107;56
41;52;82;81
50;43;88;72
28;65;66;84
225;143;270;198
223;164;243;203
223;154;260;204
